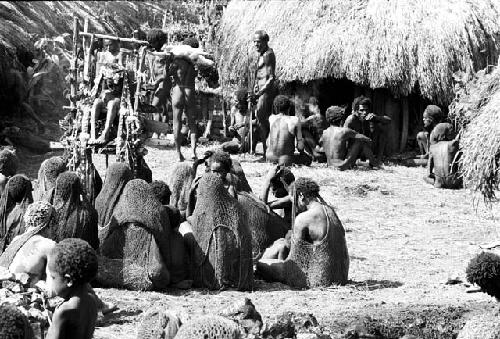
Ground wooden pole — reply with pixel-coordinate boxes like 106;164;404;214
399;97;409;152
79;32;149;45
70;16;79;111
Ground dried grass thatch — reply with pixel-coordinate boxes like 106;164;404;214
454;64;500;201
215;0;500;105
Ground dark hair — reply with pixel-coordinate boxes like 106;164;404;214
211;150;233;174
183;37;199;48
0;149;18;177
353;95;371;112
146;29;167;47
0;304;34;339
325;106;346;125
254;30;269;42
49;238;98;286
466;251;500;300
150;180;171;205
273;95;291;115
294;177;320;199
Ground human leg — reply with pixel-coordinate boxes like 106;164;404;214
416;131;429;158
97;97;120;143
90;98;104;141
184;88;198;159
171;86;185;161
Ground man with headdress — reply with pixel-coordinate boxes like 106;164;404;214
417;105;443;159
98;179;172;290
266;95;311;166
424;122;462;189
179;173;253;290
33;155;67;202
321;105;378;169
95;162;133;228
0;174;33;253
257;177;349;288
252;30;277;160
0;201;56;284
89;38;125;144
344;95;391;162
0;148;18;196
52;172;98;249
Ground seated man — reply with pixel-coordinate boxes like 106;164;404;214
321;105;379;170
416;105;442;159
89;39;125;144
260;165;295;226
222;88;251;154
344;96;391;161
257;177;349;288
424;123;462;189
266;95;311;166
302;96;327;162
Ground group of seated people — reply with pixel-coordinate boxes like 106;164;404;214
0;146;350;337
223;93;391;169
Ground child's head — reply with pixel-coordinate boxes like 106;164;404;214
0;304;34;339
46;238;98;298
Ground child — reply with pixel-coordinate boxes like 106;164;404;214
0;304;34;339
45;238;98;339
222;88;252;154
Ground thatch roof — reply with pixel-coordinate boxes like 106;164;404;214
449;62;500;201
215;0;500;105
0;1;198;67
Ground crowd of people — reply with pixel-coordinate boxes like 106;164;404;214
0;28;467;339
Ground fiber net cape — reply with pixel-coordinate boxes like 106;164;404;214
52;172;98;249
98;179;172;291
237;191;289;259
95;162;132;228
187;173;253;290
284;203;349;288
0;175;33;253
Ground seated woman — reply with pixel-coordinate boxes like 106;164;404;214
423;123;462;189
0;174;33;253
179;173;253;290
0;148;18;196
33;156;67;202
95;162;133;228
257;177;349;288
98;179;172;291
52;172;98;249
169;162;195;220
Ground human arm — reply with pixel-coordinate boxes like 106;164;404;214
294;118;305;152
46;306;73;339
366;113;391;125
254;52;276;96
268;196;292;210
260;165;281;203
427;151;434;177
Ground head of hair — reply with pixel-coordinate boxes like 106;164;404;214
54;172;81;202
270;167;294;194
7;175;32;203
39;156;67;185
150;180;171;205
273;95;291;115
49;238;98;286
0;304;34;339
423;105;443;122
254;30;269;42
183;37;199;48
326;105;346;125
0;149;18;177
466;251;500;300
24;200;55;229
294;177;320;199
146;29;167;47
235;88;248;108
308;97;318;106
353;95;371;112
210;150;232;174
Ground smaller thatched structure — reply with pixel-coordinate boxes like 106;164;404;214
449;59;500;201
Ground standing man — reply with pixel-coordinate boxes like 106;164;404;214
253;30;277;159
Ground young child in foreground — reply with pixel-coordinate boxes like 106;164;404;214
45;238;98;339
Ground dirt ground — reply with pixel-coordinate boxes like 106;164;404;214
18;144;500;338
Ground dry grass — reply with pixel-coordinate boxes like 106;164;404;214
45;144;499;338
215;0;500;105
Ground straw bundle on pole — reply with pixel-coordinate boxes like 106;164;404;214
215;0;500;105
457;66;500;202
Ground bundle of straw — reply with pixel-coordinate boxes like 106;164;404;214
459;80;500;201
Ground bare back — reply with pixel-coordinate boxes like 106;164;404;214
9;235;55;284
266;115;298;163
293;202;328;245
322;126;357;165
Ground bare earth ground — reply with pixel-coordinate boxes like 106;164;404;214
19;144;500;338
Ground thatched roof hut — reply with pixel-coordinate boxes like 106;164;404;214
449;61;500;201
215;0;500;153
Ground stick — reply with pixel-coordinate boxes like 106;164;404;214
70;16;79;110
246;48;254;154
79;32;149;45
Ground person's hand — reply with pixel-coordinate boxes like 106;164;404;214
365;113;376;121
